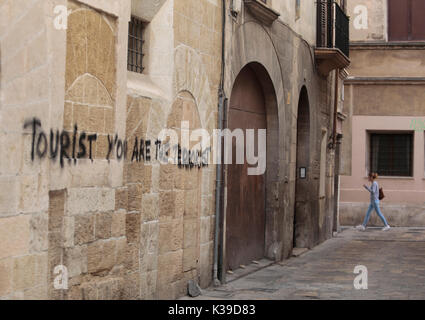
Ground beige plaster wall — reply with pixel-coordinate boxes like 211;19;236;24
347;0;388;42
347;48;425;78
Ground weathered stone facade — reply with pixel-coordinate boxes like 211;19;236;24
219;0;348;280
0;0;348;299
0;0;220;300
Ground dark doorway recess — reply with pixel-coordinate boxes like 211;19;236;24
294;86;311;249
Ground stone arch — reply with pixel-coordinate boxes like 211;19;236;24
156;90;204;298
63;4;117;163
65;6;116;101
173;45;216;132
169;46;218;288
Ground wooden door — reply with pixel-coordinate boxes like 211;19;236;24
226;66;266;271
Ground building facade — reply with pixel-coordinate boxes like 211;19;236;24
340;0;425;227
214;0;351;279
0;0;350;299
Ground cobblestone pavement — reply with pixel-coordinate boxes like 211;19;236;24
191;227;425;300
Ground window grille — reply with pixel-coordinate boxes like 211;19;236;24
370;133;413;177
128;16;145;73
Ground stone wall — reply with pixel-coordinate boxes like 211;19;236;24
0;0;67;299
0;0;220;300
1;0;344;299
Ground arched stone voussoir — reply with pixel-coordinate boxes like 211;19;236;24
231;21;285;115
173;45;215;129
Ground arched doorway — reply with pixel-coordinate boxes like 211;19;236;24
225;63;277;271
157;91;203;298
294;86;311;249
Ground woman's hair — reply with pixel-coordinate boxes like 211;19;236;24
368;172;378;180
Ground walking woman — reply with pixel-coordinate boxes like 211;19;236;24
356;173;391;231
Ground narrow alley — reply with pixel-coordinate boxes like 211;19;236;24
188;228;425;300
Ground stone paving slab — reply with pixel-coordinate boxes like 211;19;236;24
184;227;425;300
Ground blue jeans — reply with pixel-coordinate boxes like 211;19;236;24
363;200;389;227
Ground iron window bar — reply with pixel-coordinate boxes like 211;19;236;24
128;16;145;73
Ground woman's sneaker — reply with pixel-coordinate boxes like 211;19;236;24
356;225;366;231
382;225;391;231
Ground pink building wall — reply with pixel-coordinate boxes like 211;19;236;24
340;115;425;226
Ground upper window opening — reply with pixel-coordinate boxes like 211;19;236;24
388;0;425;41
128;16;145;73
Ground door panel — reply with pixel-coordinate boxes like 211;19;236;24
226;66;266;271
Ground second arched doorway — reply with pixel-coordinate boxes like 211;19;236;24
294;86;311;249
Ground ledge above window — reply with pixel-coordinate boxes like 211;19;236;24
314;48;350;77
244;0;280;26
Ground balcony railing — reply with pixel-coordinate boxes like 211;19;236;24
317;0;350;58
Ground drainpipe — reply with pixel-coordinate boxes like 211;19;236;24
213;0;226;286
332;69;339;148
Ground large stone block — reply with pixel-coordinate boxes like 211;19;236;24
87;240;116;274
95;134;112;160
184;189;200;218
199;242;213;288
111;210;126;238
0;258;13;297
183;246;199;272
95;212;113;240
158;220;183;254
126;213;141;244
48;231;64;274
200;216;211;244
157;250;183;287
64;245;88;278
88;107;105;133
159;164;176;190
63;216;75;248
127;184;143;212
115;187;128;211
183;218;199;249
146;270;157;299
23;285;48;300
142;222;159;256
74;214;95;245
159;191;175;219
12;254;38;291
73;104;89;132
142;193;159;222
122;272;140;300
48;190;66;231
29;212;49;253
80;282;98;300
67;188;115;215
19;174;40;213
124;243;140;272
0;214;30;260
144;252;158;273
97;277;123;300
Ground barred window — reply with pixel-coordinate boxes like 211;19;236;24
370;133;414;177
128;16;145;73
